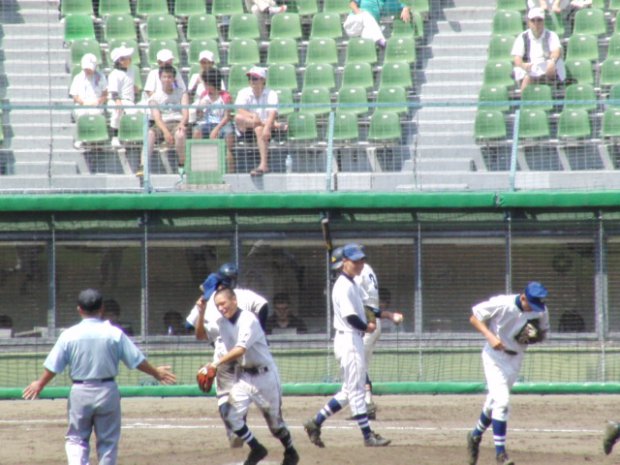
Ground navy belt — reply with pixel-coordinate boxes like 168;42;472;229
73;377;115;384
241;366;269;375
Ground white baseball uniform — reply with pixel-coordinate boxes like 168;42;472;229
186;287;268;406
331;272;367;416
356;263;381;364
472;294;550;421
107;66;138;129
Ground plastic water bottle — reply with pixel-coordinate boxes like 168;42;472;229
285;154;293;173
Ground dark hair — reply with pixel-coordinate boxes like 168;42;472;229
201;68;222;88
273;292;290;305
159;64;177;78
103;299;121;316
78;289;103;313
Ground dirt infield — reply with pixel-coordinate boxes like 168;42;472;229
3;394;619;465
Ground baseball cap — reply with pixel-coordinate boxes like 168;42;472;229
200;273;222;300
330;246;344;270
527;7;545;20
524;281;548;312
110;45;134;63
156;48;174;63
342;243;366;261
246;66;266;80
199;50;215;63
77;288;103;312
80;53;97;71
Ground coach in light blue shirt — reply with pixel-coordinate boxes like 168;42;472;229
23;289;176;465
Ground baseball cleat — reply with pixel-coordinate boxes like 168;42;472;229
495;451;514;465
604;421;620;455
364;431;391;447
243;443;268;465
281;447;299;465
303;418;325;448
467;431;482;465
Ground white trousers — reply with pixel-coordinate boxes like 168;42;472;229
481;347;524;422
333;331;367;415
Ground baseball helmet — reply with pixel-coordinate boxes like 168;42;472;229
217;262;238;288
330;246;345;270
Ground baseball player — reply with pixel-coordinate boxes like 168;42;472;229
466;282;550;465
206;287;299;465
304;243;391;448
22;289;176;465
185;263;269;448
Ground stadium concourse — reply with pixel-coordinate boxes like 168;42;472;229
0;0;620;192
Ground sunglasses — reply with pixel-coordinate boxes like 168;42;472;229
249;76;262;81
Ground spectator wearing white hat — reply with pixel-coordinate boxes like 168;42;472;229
512;7;565;92
107;46;139;147
70;53;108;121
143;48;187;99
188;50;219;99
245;0;286;39
527;0;591;34
234;66;282;177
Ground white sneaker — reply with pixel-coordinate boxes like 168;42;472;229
73;140;83;150
111;137;121;148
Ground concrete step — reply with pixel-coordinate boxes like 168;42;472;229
10;136;75;150
417;131;476;145
1;37;66;50
417;120;475;131
3;10;63;23
2;59;68;74
415;145;480;157
419;44;489;58
10;0;59;8
2;49;69;62
441;7;496;22
415;157;474;171
6;73;71;87
436;20;493;34
1;23;63;35
12;161;79;176
424;56;488;70
4;86;70;100
430;33;491;47
7;110;73;125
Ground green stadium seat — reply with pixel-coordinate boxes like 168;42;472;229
287;112;318;141
305;37;338;65
136;0;168;16
211;0;244;16
332;112;359;141
300;87;332;115
368;111;401;142
174;0;207;17
147;39;181;66
566;34;599;62
274;88;295;116
492;10;523;37
61;0;94;17
607;85;620;108
132;63;144;92
380;61;412;89
322;0;351;14
187;14;219;40
146;14;179;41
572;8;606;36
611;0;620;10
384;36;416;64
591;0;605;7
391;17;415;38
345;38;378;64
303;63;336;90
227;64;252;98
292;0;318;15
228;14;261;40
602;108;620;137
482;60;514;87
188;39;220;64
496;0;525;11
266;64;298;90
376;85;408;114
269;13;303;40
267;38;299;65
118;114;145;145
544;12;565;36
104;14;137;42
600;59;620;87
77;114;109;144
64;14;96;43
518;108;550;139
565;59;594;84
474;110;507;141
227;38;260;65
411;0;429;15
557;108;591;138
98;0;131;16
70;38;103;66
487;34;514;63
108;39;140;63
478;84;510;112
521;84;553;112
310;13;343;39
341;62;374;90
336;86;368;115
564;83;597;112
608;33;620;59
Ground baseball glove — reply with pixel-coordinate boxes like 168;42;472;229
196;364;216;393
515;319;543;345
364;306;378;325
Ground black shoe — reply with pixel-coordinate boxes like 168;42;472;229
281;447;299;465
303;418;325;448
604;421;620;455
467;431;482;465
244;443;268;465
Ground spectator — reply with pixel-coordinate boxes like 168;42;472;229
266;292;307;335
188;50;219;99
107;45;139;147
147;64;189;177
244;0;287;39
102;299;135;336
192;68;235;173
163;310;188;335
143;48;187;99
346;0;410;48
558;309;586;332
234;66;284;177
69;53;108;124
512;7;565;91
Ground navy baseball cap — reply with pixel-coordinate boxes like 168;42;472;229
342;243;366;261
330;246;344;270
524;281;548;312
77;288;103;312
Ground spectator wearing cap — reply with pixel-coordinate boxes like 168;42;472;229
245;0;287;39
512;7;565;91
347;0;411;48
107;45;139;147
69;53;108;122
147;64;189;177
22;288;176;465
192;68;235;173
188;50;220;100
143;48;187;99
234;66;284;177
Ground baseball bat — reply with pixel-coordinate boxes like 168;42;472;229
320;215;333;254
